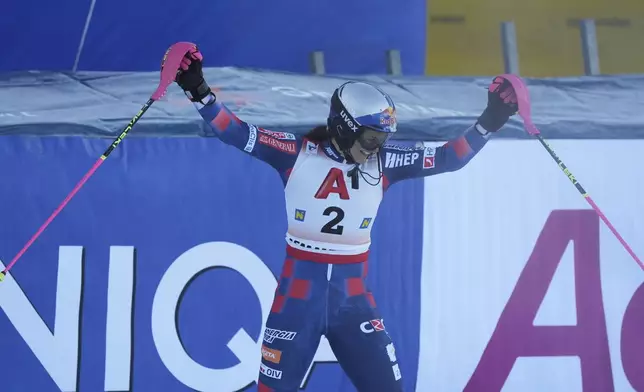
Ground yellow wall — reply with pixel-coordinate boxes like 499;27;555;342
425;0;644;77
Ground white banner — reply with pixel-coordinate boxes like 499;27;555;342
418;139;644;392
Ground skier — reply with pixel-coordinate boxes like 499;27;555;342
175;47;517;392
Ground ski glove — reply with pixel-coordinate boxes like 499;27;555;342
176;47;213;104
476;76;518;133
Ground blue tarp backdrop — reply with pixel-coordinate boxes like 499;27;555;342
1;0;427;75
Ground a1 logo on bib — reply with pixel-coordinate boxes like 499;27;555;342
315;168;350;200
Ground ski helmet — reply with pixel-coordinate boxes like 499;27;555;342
327;81;397;159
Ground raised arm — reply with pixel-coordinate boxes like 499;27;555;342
380;124;490;184
194;98;301;174
174;46;301;177
381;76;519;186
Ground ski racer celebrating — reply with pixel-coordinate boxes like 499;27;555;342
175;47;517;392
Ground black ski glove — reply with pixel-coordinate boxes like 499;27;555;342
477;76;518;133
175;47;213;104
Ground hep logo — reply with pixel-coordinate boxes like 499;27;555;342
360;319;385;334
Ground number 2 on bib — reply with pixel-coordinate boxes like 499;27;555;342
321;206;344;235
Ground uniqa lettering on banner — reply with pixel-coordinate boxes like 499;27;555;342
1;214;643;391
0;242;338;392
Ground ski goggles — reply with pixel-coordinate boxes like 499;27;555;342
356;128;391;151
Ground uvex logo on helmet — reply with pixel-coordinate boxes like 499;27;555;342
340;110;359;132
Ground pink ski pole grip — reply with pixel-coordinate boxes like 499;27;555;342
498;73;541;135
152;42;197;101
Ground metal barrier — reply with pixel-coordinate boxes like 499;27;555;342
309;49;403;76
310;19;603;76
501;19;601;76
579;19;601;75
